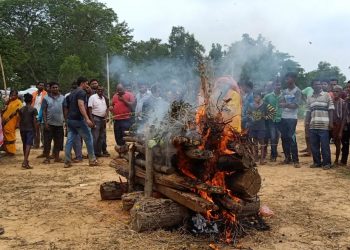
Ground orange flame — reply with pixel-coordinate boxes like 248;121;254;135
176;74;246;243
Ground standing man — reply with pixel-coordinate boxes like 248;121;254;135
305;79;334;169
88;79;110;156
263;80;282;162
300;85;314;156
135;82;151;123
64;77;99;168
63;82;83;163
279;72;302;167
89;79;99;94
42;82;65;164
88;86;108;157
331;85;347;165
31;81;47;148
110;83;135;148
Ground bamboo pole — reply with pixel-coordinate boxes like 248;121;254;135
144;127;154;197
128;143;136;192
106;53;112;128
0;55;7;97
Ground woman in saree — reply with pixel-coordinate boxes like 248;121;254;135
1;90;22;156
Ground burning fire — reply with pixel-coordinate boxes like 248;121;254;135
176;73;244;243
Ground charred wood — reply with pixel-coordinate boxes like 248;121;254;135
226;168;261;197
213;194;242;214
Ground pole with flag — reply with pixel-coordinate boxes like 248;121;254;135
106;53;112;128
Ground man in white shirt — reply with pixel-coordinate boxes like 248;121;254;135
88;86;108;157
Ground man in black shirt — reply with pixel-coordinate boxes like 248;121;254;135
64;76;99;168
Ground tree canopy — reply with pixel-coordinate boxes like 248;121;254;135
0;0;347;92
0;0;132;90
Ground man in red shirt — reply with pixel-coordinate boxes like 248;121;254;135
110;83;135;146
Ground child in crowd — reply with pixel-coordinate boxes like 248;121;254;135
247;92;275;165
18;93;37;169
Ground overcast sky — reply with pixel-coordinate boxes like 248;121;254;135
103;0;350;79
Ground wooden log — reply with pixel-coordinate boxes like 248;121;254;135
226;168;261;197
135;143;145;154
213;194;242;213
124;136;144;144
144;142;154;197
134;159;175;174
130;197;189;232
217;155;249;171
100;181;127;200
125;142;145;154
113;161;224;194
238;197;260;218
172;135;201;147
122;153;176;175
121;191;144;211
112;162;219;214
124;130;137;136
128;143;136;192
154;184;219;213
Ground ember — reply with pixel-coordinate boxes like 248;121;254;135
111;62;267;245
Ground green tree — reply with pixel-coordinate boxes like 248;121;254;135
128;38;170;63
302;61;346;89
58;55;93;91
168;26;205;67
219;34;303;86
0;0;132;89
209;43;223;62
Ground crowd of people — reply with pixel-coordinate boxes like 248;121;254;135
243;72;350;170
0;73;349;170
0;77;170;169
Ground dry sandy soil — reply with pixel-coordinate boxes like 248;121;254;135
1;123;350;250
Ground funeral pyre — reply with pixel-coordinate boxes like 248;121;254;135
110;63;269;245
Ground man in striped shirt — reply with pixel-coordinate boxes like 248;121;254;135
305;79;334;170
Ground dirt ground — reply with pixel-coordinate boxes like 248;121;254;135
1;123;350;250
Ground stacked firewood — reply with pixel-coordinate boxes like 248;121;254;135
110;130;262;231
110;63;264;239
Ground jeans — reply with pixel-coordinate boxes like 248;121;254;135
280;118;299;163
92;115;106;155
65;119;95;163
113;119;132;146
266;120;280;159
73;135;82;160
310;129;331;166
